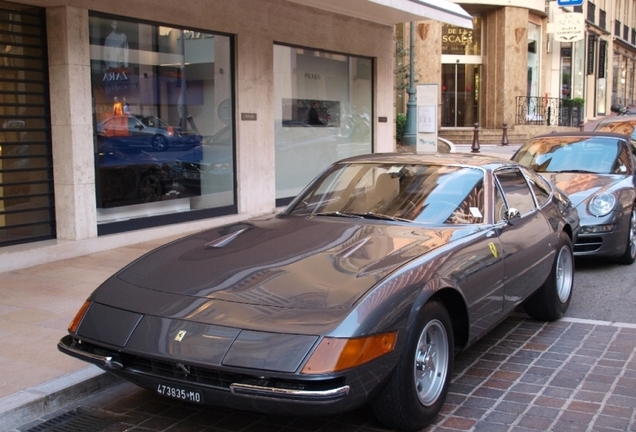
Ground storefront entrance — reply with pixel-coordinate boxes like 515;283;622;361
441;62;481;127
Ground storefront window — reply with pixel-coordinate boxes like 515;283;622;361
527;23;541;98
89;16;234;229
560;44;572;98
571;38;585;101
273;45;372;204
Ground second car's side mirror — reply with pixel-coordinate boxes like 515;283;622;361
503;208;521;225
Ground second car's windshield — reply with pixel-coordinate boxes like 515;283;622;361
287;163;485;224
512;136;627;174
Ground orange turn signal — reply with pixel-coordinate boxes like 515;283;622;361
301;331;397;374
68;300;91;334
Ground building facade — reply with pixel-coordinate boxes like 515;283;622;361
0;0;471;271
397;0;636;142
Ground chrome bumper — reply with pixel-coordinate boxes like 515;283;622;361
59;335;350;404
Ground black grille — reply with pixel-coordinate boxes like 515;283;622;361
129;356;240;389
574;236;602;253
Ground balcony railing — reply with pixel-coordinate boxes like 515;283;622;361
516;96;583;127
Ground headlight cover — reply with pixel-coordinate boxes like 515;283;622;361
588;192;616;217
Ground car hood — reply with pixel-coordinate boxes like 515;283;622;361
543;172;623;207
115;215;476;310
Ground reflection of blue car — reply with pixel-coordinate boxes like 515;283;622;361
174;126;234;193
96;144;178;207
97;115;201;152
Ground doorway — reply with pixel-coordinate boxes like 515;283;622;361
441;63;481;127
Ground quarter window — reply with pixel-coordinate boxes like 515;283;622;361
494;169;536;217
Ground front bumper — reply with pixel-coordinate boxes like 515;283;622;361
58;335;371;415
573;224;628;257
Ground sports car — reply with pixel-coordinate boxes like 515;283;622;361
59;153;579;431
512;132;636;264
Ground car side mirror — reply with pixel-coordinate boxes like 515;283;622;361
503;208;521;225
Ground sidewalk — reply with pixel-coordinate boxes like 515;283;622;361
0;235;185;430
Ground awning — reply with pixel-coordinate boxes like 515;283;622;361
286;0;473;29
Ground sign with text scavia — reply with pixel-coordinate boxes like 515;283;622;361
552;13;584;42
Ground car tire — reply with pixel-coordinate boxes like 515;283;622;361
140;174;162;202
523;231;574;321
616;206;636;265
151;135;168;151
371;300;453;431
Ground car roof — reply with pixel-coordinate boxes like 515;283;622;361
526;131;629;140
596;116;636;125
335;152;516;170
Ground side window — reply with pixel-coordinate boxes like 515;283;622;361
494;168;536;216
614;141;633;174
493;182;507;223
522;168;551;207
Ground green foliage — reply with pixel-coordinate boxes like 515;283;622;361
396;113;407;143
561;97;584;108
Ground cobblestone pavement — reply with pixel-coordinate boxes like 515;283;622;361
14;315;636;432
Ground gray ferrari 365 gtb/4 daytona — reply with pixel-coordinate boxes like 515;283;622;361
59;153;579;431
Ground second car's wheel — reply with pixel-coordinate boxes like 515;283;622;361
151;135;168;151
371;300;453;431
523;231;574;321
140;174;162;202
617;206;636;265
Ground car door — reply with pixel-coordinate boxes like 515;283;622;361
493;167;555;314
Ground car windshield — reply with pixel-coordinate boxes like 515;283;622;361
286;163;485;224
512;136;628;174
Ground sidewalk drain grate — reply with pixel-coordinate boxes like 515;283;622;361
22;407;125;432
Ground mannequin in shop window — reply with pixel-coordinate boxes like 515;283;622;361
103;20;129;70
123;97;131;114
113;97;123;116
307;101;323;125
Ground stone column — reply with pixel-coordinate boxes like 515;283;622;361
482;7;528;130
46;6;97;240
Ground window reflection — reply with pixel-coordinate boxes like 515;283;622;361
89;16;234;224
274;45;373;204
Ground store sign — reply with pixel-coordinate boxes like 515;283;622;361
553;13;584;42
442;25;473;55
557;0;583;6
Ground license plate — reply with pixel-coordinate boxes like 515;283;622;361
156;383;203;404
183;171;200;180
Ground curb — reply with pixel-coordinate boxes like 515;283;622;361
0;366;121;431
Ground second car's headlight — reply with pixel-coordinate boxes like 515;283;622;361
588;193;617;217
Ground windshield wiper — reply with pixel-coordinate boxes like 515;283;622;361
313;211;411;222
552;169;597;174
313;211;364;218
355;212;412;222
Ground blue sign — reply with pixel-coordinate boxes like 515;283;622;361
557;0;583;6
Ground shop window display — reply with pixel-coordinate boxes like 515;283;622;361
274;45;373;204
89;16;234;227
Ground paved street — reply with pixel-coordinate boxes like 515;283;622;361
14;316;636;432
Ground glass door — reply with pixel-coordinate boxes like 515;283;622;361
441;63;481;127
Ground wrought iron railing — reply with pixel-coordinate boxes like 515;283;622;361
515;96;583;127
